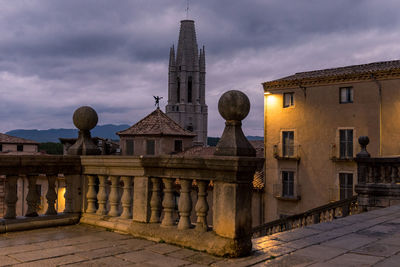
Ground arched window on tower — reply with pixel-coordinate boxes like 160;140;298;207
177;77;180;102
188;76;192;103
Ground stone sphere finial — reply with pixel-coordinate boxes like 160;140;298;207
358;136;369;147
357;136;370;158
218;90;250;121
72;106;98;131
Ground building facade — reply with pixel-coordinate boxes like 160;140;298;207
165;20;208;146
0;133;39;155
117;108;196;156
262;60;400;221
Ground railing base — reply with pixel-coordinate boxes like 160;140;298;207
80;213;251;258
0;213;80;233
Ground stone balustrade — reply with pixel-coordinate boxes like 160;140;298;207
0;153;261;256
0;155;81;231
0;90;261;257
252;195;358;237
355;136;400;211
80;155;262;257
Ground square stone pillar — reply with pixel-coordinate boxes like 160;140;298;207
133;176;151;222
64;174;83;213
213;177;253;255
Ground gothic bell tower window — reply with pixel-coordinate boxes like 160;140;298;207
188;76;192;103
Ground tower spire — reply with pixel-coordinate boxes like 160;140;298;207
166;19;208;147
169;45;175;67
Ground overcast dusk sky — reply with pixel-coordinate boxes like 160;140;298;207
1;0;400;137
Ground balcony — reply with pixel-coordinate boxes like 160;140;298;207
273;143;301;161
330;143;355;162
2;135;400;265
0;90;266;258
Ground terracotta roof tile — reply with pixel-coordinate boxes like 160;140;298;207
0;133;38;144
177;140;264;158
277;60;400;81
117;108;196;137
264;60;400;89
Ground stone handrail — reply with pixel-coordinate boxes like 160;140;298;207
80;155;262;257
252;195;358;237
0;155;82;231
0;90;260;257
355;136;400;211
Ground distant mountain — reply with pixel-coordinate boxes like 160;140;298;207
246;136;264;141
6;126;263;144
6;124;130;143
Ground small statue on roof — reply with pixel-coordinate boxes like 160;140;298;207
153;96;163;109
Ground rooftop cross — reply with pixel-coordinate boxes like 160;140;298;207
153;96;163;109
186;0;190;19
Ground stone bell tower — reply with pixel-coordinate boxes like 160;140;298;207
166;20;208;146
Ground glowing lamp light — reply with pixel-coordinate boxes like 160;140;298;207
264;91;272;95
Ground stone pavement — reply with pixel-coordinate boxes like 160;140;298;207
1;205;400;266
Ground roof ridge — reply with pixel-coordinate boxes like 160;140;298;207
0;133;38;144
293;60;400;76
117;108;196;137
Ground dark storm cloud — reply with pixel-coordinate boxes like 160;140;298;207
1;0;400;136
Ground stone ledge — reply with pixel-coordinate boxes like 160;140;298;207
80;213;251;258
0;213;80;233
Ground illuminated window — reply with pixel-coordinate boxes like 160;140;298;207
283;92;294;108
340;87;353;103
339;173;353;200
282;131;294;157
339;129;353;158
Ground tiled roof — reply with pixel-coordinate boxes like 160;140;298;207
264;60;400;89
176;140;265;190
0;133;38;145
117;108;196;137
177;140;264;158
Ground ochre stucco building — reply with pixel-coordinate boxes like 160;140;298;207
262;60;400;221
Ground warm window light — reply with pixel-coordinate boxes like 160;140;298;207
264;91;272;95
267;94;278;105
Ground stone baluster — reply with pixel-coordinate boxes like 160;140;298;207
195;180;209;231
374;165;382;183
150;177;162;223
178;179;192;230
96;175;108;215
4;175;19;219
392;165;399;184
45;175;58;215
26;175;39;217
108;176;120;217
86;175;97;213
64;175;74;213
384;165;391;183
161;178;175;227
120;176;133;219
